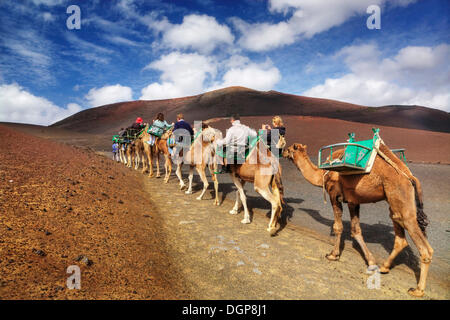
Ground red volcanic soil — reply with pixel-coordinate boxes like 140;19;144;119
207;115;450;164
51;86;450;134
0;125;188;299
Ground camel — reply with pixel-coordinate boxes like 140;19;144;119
125;142;139;169
132;125;158;177
118;142;127;164
173;126;222;205
283;142;433;297
152;129;173;183
223;137;284;236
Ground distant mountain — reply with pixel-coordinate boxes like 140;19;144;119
52;86;450;134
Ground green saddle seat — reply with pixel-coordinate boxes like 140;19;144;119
318;128;381;173
216;135;260;162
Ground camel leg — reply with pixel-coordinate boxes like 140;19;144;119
326;200;344;261
231;176;250;224
134;151;140;170
348;203;376;266
164;154;171;183
127;149;132;168
119;148;124;163
380;216;408;273
185;166;194;194
387;187;433;297
230;190;241;214
196;166;209;200
148;147;154;177
254;184;281;236
155;152;161;178
230;179;245;214
141;147;148;174
208;166;220;206
176;164;186;190
403;216;433;297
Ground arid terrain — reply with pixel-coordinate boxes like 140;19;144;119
1;87;449;300
0;125;189;299
1;118;449;300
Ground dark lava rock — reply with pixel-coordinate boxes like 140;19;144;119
75;255;93;266
32;249;47;257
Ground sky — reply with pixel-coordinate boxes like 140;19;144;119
0;0;449;125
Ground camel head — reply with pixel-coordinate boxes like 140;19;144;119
283;143;307;160
203;126;222;144
276;135;286;150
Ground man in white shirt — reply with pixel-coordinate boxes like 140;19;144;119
216;114;257;171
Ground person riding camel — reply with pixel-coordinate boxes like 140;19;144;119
131;117;145;130
147;112;174;145
260;115;286;156
216;114;257;173
173;113;194;141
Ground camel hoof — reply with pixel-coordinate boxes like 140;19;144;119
229;209;238;215
214;200;220;206
241;218;251;224
196;196;202;200
325;253;340;261
180;184;186;190
185;190;192;195
267;228;277;236
379;265;390;274
408;288;424;298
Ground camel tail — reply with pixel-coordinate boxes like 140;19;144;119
411;177;429;236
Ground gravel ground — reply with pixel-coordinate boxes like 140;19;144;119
215;158;450;284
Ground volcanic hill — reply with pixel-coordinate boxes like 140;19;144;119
52;86;450;134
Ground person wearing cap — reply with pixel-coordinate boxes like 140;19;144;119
131;117;145;130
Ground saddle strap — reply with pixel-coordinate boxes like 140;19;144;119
374;143;410;181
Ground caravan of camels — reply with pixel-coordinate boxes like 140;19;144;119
112;115;433;298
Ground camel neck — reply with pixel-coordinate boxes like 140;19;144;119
293;150;324;187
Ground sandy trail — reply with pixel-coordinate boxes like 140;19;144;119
143;165;449;299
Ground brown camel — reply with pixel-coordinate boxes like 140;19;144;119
133;125;158;177
125;142;139;169
173;126;222;205
153;129;173;183
283;142;433;297
223;139;284;235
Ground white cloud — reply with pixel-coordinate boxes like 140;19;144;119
0;83;82;125
234;0;418;51
140;52;217;100
42;12;55;22
208;58;281;91
162;14;234;53
304;43;450;111
85;84;133;107
140;52;282;100
106;35;141;47
31;0;64;6
65;33;114;64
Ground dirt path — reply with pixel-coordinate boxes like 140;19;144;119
143;168;449;300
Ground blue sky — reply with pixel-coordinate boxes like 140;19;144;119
0;0;449;125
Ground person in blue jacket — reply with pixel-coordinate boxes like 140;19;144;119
173;113;194;141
